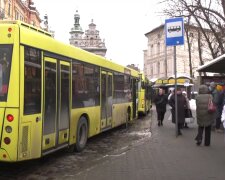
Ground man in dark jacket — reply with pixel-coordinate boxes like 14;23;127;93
169;88;187;135
209;82;223;132
154;88;167;126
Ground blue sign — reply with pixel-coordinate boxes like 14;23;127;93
165;17;184;46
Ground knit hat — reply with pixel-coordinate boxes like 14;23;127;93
216;85;223;91
210;82;216;88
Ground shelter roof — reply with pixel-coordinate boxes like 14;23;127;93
197;54;225;73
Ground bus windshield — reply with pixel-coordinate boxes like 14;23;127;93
0;45;13;101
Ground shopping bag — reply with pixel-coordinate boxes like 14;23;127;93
185;117;194;123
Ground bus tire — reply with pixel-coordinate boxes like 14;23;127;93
75;116;88;152
125;107;131;128
127;107;131;121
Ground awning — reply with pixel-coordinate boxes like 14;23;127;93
166;83;194;87
197;54;225;73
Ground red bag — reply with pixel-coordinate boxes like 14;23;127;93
208;97;216;113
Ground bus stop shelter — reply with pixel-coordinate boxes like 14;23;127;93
197;54;225;85
152;77;168;93
197;54;225;73
152;76;194;97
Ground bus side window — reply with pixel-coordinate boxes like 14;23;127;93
24;47;41;115
0;45;12;101
72;61;100;108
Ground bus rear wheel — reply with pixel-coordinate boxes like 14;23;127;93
125;108;131;128
75;116;88;152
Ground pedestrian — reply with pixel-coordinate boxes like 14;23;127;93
168;89;174;101
182;91;191;128
169;88;187;135
220;103;225;129
208;82;220;131
167;89;174;121
209;82;217;100
214;85;224;133
195;85;215;146
154;88;167;126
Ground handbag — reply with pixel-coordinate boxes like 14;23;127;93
185;117;194;123
208;96;216;113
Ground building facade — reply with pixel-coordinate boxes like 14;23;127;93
126;64;140;72
69;10;107;57
0;0;41;27
144;24;211;81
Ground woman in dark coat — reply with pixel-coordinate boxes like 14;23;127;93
154;88;167;126
195;84;215;146
169;88;187;135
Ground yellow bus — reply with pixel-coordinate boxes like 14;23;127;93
138;74;152;115
0;21;139;162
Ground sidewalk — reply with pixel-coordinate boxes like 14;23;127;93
75;106;225;180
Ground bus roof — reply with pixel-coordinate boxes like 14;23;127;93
1;20;139;77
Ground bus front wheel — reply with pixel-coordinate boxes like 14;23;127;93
75;116;88;152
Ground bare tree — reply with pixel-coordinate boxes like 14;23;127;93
222;0;225;17
197;29;207;76
184;19;194;78
161;0;225;62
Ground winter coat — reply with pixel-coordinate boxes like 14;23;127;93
221;105;225;122
210;88;219;105
221;105;225;128
215;90;224;119
196;85;215;127
169;93;187;124
154;94;167;113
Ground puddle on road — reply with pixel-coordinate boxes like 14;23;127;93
128;129;152;137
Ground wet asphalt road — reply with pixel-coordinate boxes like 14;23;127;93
0;112;152;180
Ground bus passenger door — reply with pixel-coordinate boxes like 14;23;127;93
101;71;113;131
42;58;71;153
132;78;137;119
42;58;57;152
58;61;70;146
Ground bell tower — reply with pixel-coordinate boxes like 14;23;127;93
69;12;107;57
69;10;84;46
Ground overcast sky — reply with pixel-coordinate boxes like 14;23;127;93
34;0;165;71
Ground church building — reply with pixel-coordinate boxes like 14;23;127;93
69;10;107;57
